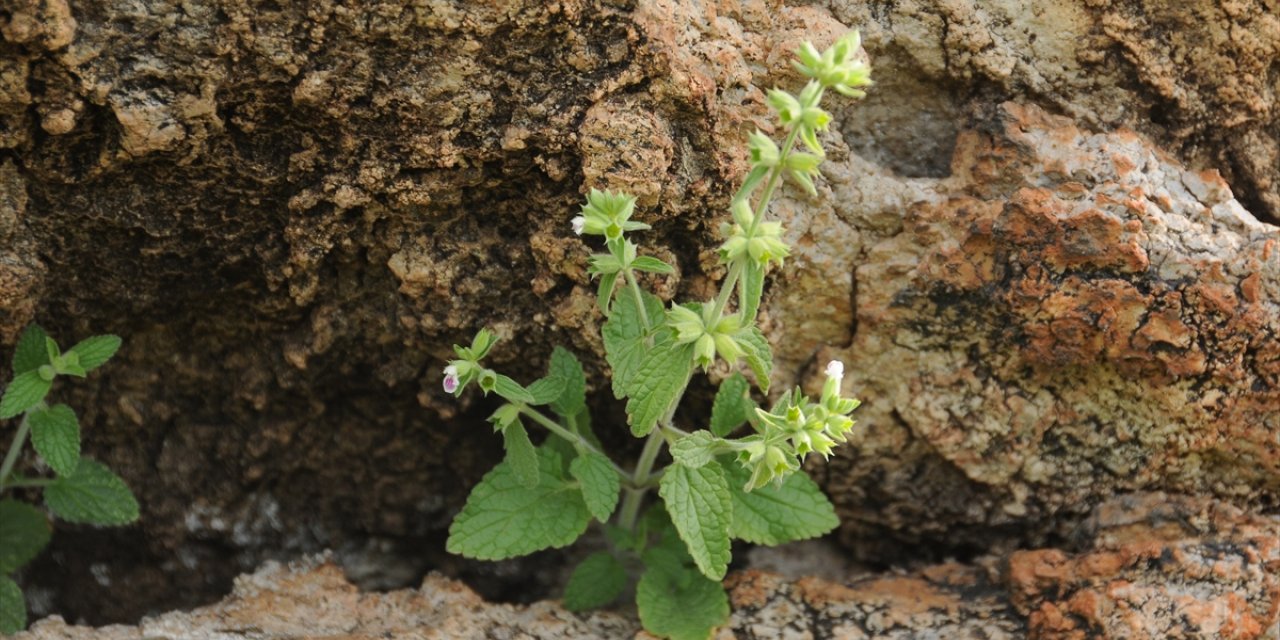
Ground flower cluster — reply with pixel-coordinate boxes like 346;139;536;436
572;189;649;240
734;360;860;491
442;328;498;396
666;304;746;371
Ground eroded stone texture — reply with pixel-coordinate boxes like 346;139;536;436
816;101;1280;557
18;494;1279;639
2;0;1279;626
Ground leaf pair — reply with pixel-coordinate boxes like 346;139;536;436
1;326;121;419
446;447;622;560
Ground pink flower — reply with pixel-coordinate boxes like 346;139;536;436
443;365;460;394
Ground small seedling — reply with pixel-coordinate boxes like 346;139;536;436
443;32;871;640
0;325;138;634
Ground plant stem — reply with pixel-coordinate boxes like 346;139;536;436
624;268;652;333
0;414;32;493
1;478;51;488
617;430;666;530
517;405;630;479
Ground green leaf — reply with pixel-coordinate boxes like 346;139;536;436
637;544;729;640
670;431;717;469
525;376;565;406
447;448;591;560
658;460;732;581
570;451;620;522
740;260;765;322
725;463;838;545
29;404;81;476
0;577;25;635
625;341;695;437
736;328;773;393
0;371;52;419
11;325;49;375
602;289;666;399
0;500;50;574
44;458;139;526
631;256;675;274
502;422;539;488
547;348;586;417
562;552;628;611
596;271;620;314
709;373;752;437
493;374;536;404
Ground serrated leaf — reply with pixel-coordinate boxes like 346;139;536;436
637;544;729;640
740;260;765;322
725;463;838;545
670;431;717;469
658;460;732;581
0;371;51;419
0;500;50;574
710;373;752;437
625;341;695;437
502;423;539;488
44;458;139;526
547;347;586;417
447;448;591;560
29;404;80;477
526;376;565;406
631;256;675;274
11;325;49;376
0;577;25;635
570;451;620;522
736;328;773;393
563;552;628;611
596;271;620;314
602;289;666;399
493;374;536;404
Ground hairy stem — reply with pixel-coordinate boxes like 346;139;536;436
618;430;666;530
518;405;630;479
0;413;33;493
624;268;652;333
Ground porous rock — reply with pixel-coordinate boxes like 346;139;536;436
16;493;1279;639
1;0;1279;625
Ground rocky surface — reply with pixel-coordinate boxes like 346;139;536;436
17;493;1280;639
0;0;1278;627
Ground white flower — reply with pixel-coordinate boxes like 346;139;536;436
571;216;586;235
825;360;844;379
443;365;460;393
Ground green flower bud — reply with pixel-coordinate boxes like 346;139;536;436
694;334;716;369
748;130;780;168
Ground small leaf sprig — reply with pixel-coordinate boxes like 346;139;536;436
441;31;871;640
0;325;137;635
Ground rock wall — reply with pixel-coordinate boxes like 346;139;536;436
1;0;1278;628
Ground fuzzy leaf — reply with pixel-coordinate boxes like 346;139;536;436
44;458;139;526
740;260;765;322
670;431;717;469
0;500;50;574
602;289;665;399
0;371;51;419
631;256;675;274
29;404;80;477
736;328;773;393
562;552;628;611
709;373;752;437
66;335;121;371
502;422;539;488
725;463;838;545
493;375;536;404
596;271;620;314
625;341;694;437
658;460;732;581
526;375;565;405
637;543;729;640
570;450;620;522
0;577;24;635
11;325;49;375
447;448;591;560
547;348;586;417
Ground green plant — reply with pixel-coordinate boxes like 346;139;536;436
443;32;870;640
0;325;138;634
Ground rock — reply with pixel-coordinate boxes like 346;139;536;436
17;494;1279;639
1;0;1278;624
